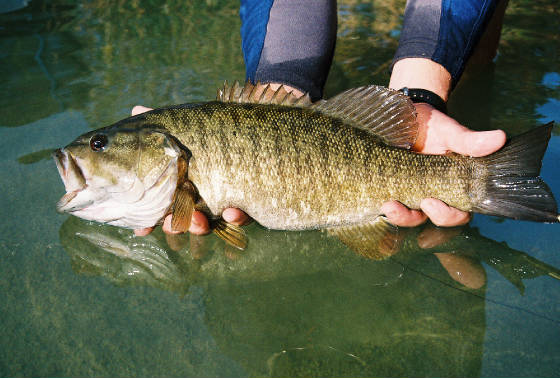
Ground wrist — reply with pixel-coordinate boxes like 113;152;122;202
389;58;452;102
399;87;447;114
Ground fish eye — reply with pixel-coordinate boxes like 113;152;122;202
89;134;108;151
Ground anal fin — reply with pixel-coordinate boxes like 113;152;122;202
213;219;248;250
327;217;406;260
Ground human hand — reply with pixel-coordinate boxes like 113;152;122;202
416;224;486;289
384;57;507;228
130;106;251;237
380;103;507;227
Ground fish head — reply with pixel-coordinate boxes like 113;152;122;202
53;125;184;229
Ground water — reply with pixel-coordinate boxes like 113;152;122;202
1;0;559;376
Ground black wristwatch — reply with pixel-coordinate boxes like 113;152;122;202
399;87;447;114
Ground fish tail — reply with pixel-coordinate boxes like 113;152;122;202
473;122;559;222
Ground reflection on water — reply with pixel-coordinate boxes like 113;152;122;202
59;216;560;377
60;216;560;303
1;0;560;377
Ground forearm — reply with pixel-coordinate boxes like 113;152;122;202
240;0;337;101
391;0;502;88
388;58;452;102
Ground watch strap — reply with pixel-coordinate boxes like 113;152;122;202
399;87;447;114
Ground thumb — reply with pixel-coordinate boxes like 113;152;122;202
445;128;507;157
131;105;153;116
414;104;507;157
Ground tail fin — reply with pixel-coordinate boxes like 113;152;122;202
473;122;559;222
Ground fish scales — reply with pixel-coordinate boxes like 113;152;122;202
53;84;558;242
144;102;476;230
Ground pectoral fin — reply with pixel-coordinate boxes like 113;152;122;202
170;182;197;233
327;217;406;260
213;220;248;250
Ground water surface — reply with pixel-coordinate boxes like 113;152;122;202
1;0;559;377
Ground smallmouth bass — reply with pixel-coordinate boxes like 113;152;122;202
53;83;559;248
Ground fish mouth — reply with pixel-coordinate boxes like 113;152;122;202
53;149;89;213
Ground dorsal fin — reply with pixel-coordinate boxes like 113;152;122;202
312;85;418;149
217;82;418;148
217;80;312;107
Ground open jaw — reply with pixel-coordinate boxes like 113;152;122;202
52;148;90;213
52;147;180;228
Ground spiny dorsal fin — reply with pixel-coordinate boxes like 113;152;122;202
312;85;418;149
217;80;312;107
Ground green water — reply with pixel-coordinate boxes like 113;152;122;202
1;0;559;377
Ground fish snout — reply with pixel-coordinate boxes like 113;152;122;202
53;148;86;193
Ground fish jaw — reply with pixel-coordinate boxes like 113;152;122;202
53;149;85;193
53;148;179;229
53;148;95;213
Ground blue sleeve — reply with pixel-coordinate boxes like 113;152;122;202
239;0;337;101
239;0;275;84
392;0;500;85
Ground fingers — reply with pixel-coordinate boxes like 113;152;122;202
161;211;210;235
188;211;210;234
134;227;154;236
135;212;211;237
434;253;486;289
420;198;471;227
381;199;471;228
444;128;507;157
381;201;427;227
158;209;250;236
131;105;153;116
417;224;463;249
161;215;181;235
222;208;252;226
414;103;506;157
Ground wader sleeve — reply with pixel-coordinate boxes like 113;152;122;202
240;0;337;101
392;0;500;85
